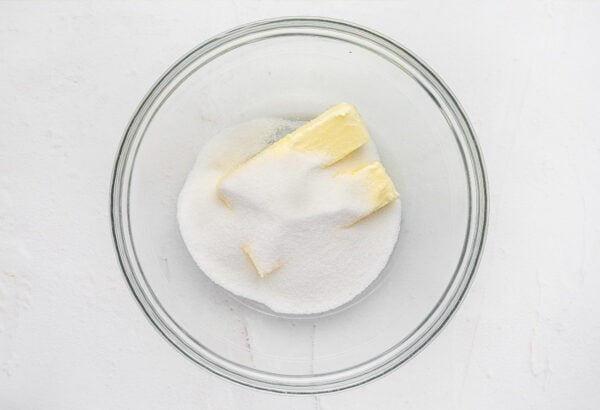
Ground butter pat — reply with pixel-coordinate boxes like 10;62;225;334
335;162;399;226
242;244;282;277
288;102;370;166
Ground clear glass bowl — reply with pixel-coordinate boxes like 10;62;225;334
110;17;488;394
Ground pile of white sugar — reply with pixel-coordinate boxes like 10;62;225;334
177;119;401;315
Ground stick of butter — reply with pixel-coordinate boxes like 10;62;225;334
217;103;399;277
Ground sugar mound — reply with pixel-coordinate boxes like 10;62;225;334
177;119;401;315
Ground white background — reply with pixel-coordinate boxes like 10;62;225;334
1;1;600;408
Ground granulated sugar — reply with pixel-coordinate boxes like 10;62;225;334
177;118;401;315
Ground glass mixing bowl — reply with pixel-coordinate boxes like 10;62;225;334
110;17;488;393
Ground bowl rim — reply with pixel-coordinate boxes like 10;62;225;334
110;16;489;394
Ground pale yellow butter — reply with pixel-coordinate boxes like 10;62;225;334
217;103;399;277
335;162;400;226
242;244;282;278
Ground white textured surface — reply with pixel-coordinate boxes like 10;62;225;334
1;1;599;408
